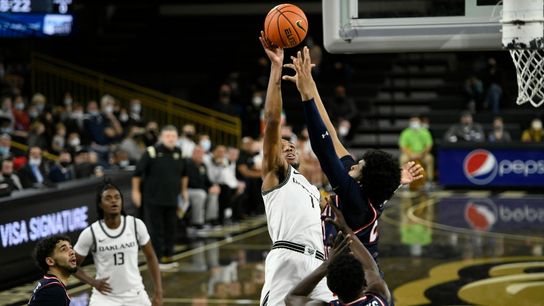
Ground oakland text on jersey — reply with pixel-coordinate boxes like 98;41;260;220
97;241;137;252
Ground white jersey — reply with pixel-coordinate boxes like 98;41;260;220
74;215;150;296
262;165;324;252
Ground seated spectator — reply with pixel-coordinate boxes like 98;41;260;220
110;148;131;170
0;133;11;159
444;111;485;143
0;158;23;192
62;102;85;137
143;121;159;146
205;145;238;225
73;148;95;179
178;124;196;158
198;134;212;154
213;84;241;117
119;126;145;163
521;118;543;143
27;121;48;150
51;123;67;154
128;99;144;127
48;150;75;183
30;93;47;117
236;137;263;216
327;85;359;142
12;95;30;133
186;145;220;229
0;95;14;134
66;132;82;155
18;146;52;188
399;115;434;186
488;116;511;142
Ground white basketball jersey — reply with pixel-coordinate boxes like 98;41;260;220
88;216;145;295
262;165;324;251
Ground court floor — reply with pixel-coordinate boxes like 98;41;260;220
2;190;543;306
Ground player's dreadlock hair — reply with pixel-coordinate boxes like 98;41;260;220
360;149;401;206
96;178;127;220
33;235;72;273
327;253;366;303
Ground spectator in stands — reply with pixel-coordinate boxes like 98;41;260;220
483;57;503;114
66;132;82;155
444;111;485;143
488;116;511;143
213;84;241;116
12;95;30;133
31;93;47;116
128;99;144;127
73;148;94;179
119;126;145;163
85;95;123;166
0;96;14;134
0;158;23;192
205;145;238;225
143;121;159;146
110;148;131;170
178;123;196;158
48;150;74;183
236;137;263;216
464;76;484;112
27;121;48;150
0;133;11;159
186;145;220;230
198;134;212;154
327;85;359;142
51;123;67;154
244;89;265;139
18;146;52;188
281;124;297;144
521;118;543;143
399;115;434;186
63;102;85;137
227;147;246;221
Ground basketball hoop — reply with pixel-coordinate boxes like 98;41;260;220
502;0;544;107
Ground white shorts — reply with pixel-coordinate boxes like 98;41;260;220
89;289;151;306
260;247;334;306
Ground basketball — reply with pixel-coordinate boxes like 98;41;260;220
264;4;308;48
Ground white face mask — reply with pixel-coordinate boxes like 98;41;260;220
338;126;349;137
409;121;421;129
15;102;25;110
71;111;84;119
69;138;80;147
131;104;141;113
200;139;211;152
119;160;130;168
29;158;41;166
119;113;129;122
104;105;114;114
252;96;263;107
64;98;73;106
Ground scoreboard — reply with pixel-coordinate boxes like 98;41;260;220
0;0;71;14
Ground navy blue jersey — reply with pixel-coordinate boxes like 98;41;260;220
329;293;389;306
28;274;70;306
302;99;383;260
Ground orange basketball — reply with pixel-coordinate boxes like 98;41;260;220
264;4;308;49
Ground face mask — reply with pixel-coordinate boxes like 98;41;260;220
60;161;70;167
104;105;114;114
119;160;130;168
200;139;211;152
409;121;421;129
15;102;24;110
36;104;45;113
69;138;80;147
338;126;349;137
252;96;263;107
29;158;41;166
131;104;141;113
89;110;99;116
1;127;12;134
0;146;9;155
71;111;83;119
532;121;543;130
29;111;39;119
119;113;129;122
64;98;73;106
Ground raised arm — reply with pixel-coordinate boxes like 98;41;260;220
326;202;391;304
259;32;288;190
284;47;350;158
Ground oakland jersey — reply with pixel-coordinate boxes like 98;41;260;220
74;215;150;296
262;165;324;251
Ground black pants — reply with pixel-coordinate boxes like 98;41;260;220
144;204;177;260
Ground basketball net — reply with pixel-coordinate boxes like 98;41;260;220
502;0;544;107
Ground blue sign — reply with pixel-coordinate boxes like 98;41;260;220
0;13;73;37
439;148;544;187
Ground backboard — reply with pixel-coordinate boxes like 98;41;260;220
323;0;503;53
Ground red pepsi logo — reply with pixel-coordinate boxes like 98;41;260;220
463;150;498;185
464;199;497;231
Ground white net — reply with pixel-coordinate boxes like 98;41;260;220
509;49;544;108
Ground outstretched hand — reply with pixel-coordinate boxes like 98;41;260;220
400;161;424;185
259;31;283;66
282;46;315;101
327;231;351;262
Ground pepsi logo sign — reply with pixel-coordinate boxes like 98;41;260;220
463;150;498;185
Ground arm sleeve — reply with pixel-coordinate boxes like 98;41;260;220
303;99;366;215
135;218;151;246
73;227;93;256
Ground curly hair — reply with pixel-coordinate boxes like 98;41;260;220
360;149;401;206
33;235;71;273
96;180;126;220
327;253;366;303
